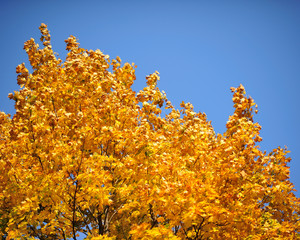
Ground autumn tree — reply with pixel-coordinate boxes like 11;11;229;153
0;24;299;239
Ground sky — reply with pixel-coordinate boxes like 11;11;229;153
1;0;299;202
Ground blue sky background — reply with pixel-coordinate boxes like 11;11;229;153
1;0;299;203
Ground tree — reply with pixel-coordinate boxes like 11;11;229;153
0;23;299;240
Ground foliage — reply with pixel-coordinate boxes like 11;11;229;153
0;24;299;239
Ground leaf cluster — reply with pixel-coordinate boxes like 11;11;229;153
0;24;299;240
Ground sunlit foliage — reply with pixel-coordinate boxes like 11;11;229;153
1;24;299;239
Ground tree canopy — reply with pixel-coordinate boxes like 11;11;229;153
0;24;299;239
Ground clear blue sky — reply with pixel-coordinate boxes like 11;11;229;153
1;0;299;200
